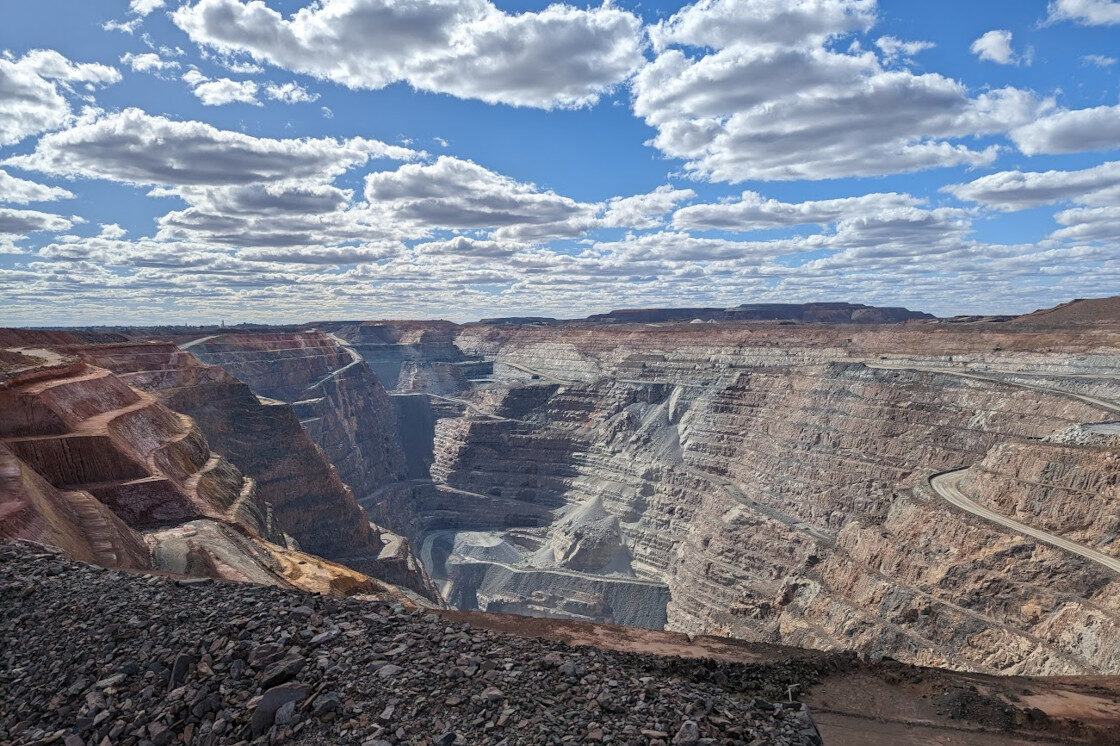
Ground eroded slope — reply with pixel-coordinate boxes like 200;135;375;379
371;320;1120;675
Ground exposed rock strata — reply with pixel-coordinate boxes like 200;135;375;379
0;441;152;570
0;353;351;591
315;321;491;390
7;316;1119;677
376;321;1120;675
72;342;437;600
958;441;1120;555
184;332;406;497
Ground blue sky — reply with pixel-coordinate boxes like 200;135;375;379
1;0;1118;325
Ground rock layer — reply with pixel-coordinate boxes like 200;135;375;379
0;351;336;590
184;332;406;498
6;316;1119;677
372;320;1120;675
72;341;437;600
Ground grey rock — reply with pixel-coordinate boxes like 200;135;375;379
274;700;298;726
251;684;308;736
249;643;283;666
673;719;700;745
259;655;306;688
790;704;824;746
312;691;341;716
0;542;821;746
291;605;314;619
168;654;192;689
310;629;339;645
94;673;125;689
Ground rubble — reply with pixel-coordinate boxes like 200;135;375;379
1;540;827;745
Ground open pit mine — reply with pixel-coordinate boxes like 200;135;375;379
4;297;1120;744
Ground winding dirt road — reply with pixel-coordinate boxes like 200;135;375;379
930;470;1120;576
495;360;577;385
302;331;362;392
426;392;523;422
864;360;1120;575
179;335;220;350
866;362;1120;415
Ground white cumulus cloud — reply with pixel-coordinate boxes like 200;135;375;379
131;0;167;15
602;186;697;229
0;169;74;204
945;161;1120;211
633;42;1042;182
121;52;180;73
181;70;260;105
365;155;599;240
875;36;936;65
1011;104;1120;154
650;0;877;51
98;223;128;239
673;191;920;231
0;208;73;252
172;0;645;109
0;50;120;146
6;108;415;187
1048;0;1120;25
970;30;1029;66
265;82;320;104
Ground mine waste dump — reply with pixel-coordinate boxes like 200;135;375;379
4;299;1120;743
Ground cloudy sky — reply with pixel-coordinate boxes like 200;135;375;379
1;0;1119;325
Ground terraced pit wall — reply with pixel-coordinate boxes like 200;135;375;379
395;322;1120;675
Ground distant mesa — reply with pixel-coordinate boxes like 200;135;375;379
477;303;935;327
1011;296;1120;327
584;302;934;325
477;317;561;326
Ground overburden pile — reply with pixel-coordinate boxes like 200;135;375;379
1;540;827;745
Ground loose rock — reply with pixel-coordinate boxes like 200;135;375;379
1;542;829;746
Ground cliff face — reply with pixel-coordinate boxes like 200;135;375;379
366;321;1120;674
7;318;1118;675
68;341;436;600
957;438;1120;553
657;362;1118;674
0;350;356;591
185;332;406;498
312;321;494;392
0;441;152;570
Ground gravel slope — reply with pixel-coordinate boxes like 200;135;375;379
1;541;827;745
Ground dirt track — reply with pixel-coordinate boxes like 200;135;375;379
932;470;1120;576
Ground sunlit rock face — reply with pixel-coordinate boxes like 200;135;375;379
183;332;407;498
0;343;340;592
6;308;1117;676
363;318;1120;675
66;341;438;601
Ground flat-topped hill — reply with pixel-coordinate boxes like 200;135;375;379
1012;296;1120;327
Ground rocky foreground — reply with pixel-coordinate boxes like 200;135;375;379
0;541;828;746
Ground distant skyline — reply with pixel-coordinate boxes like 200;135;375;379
1;0;1119;325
